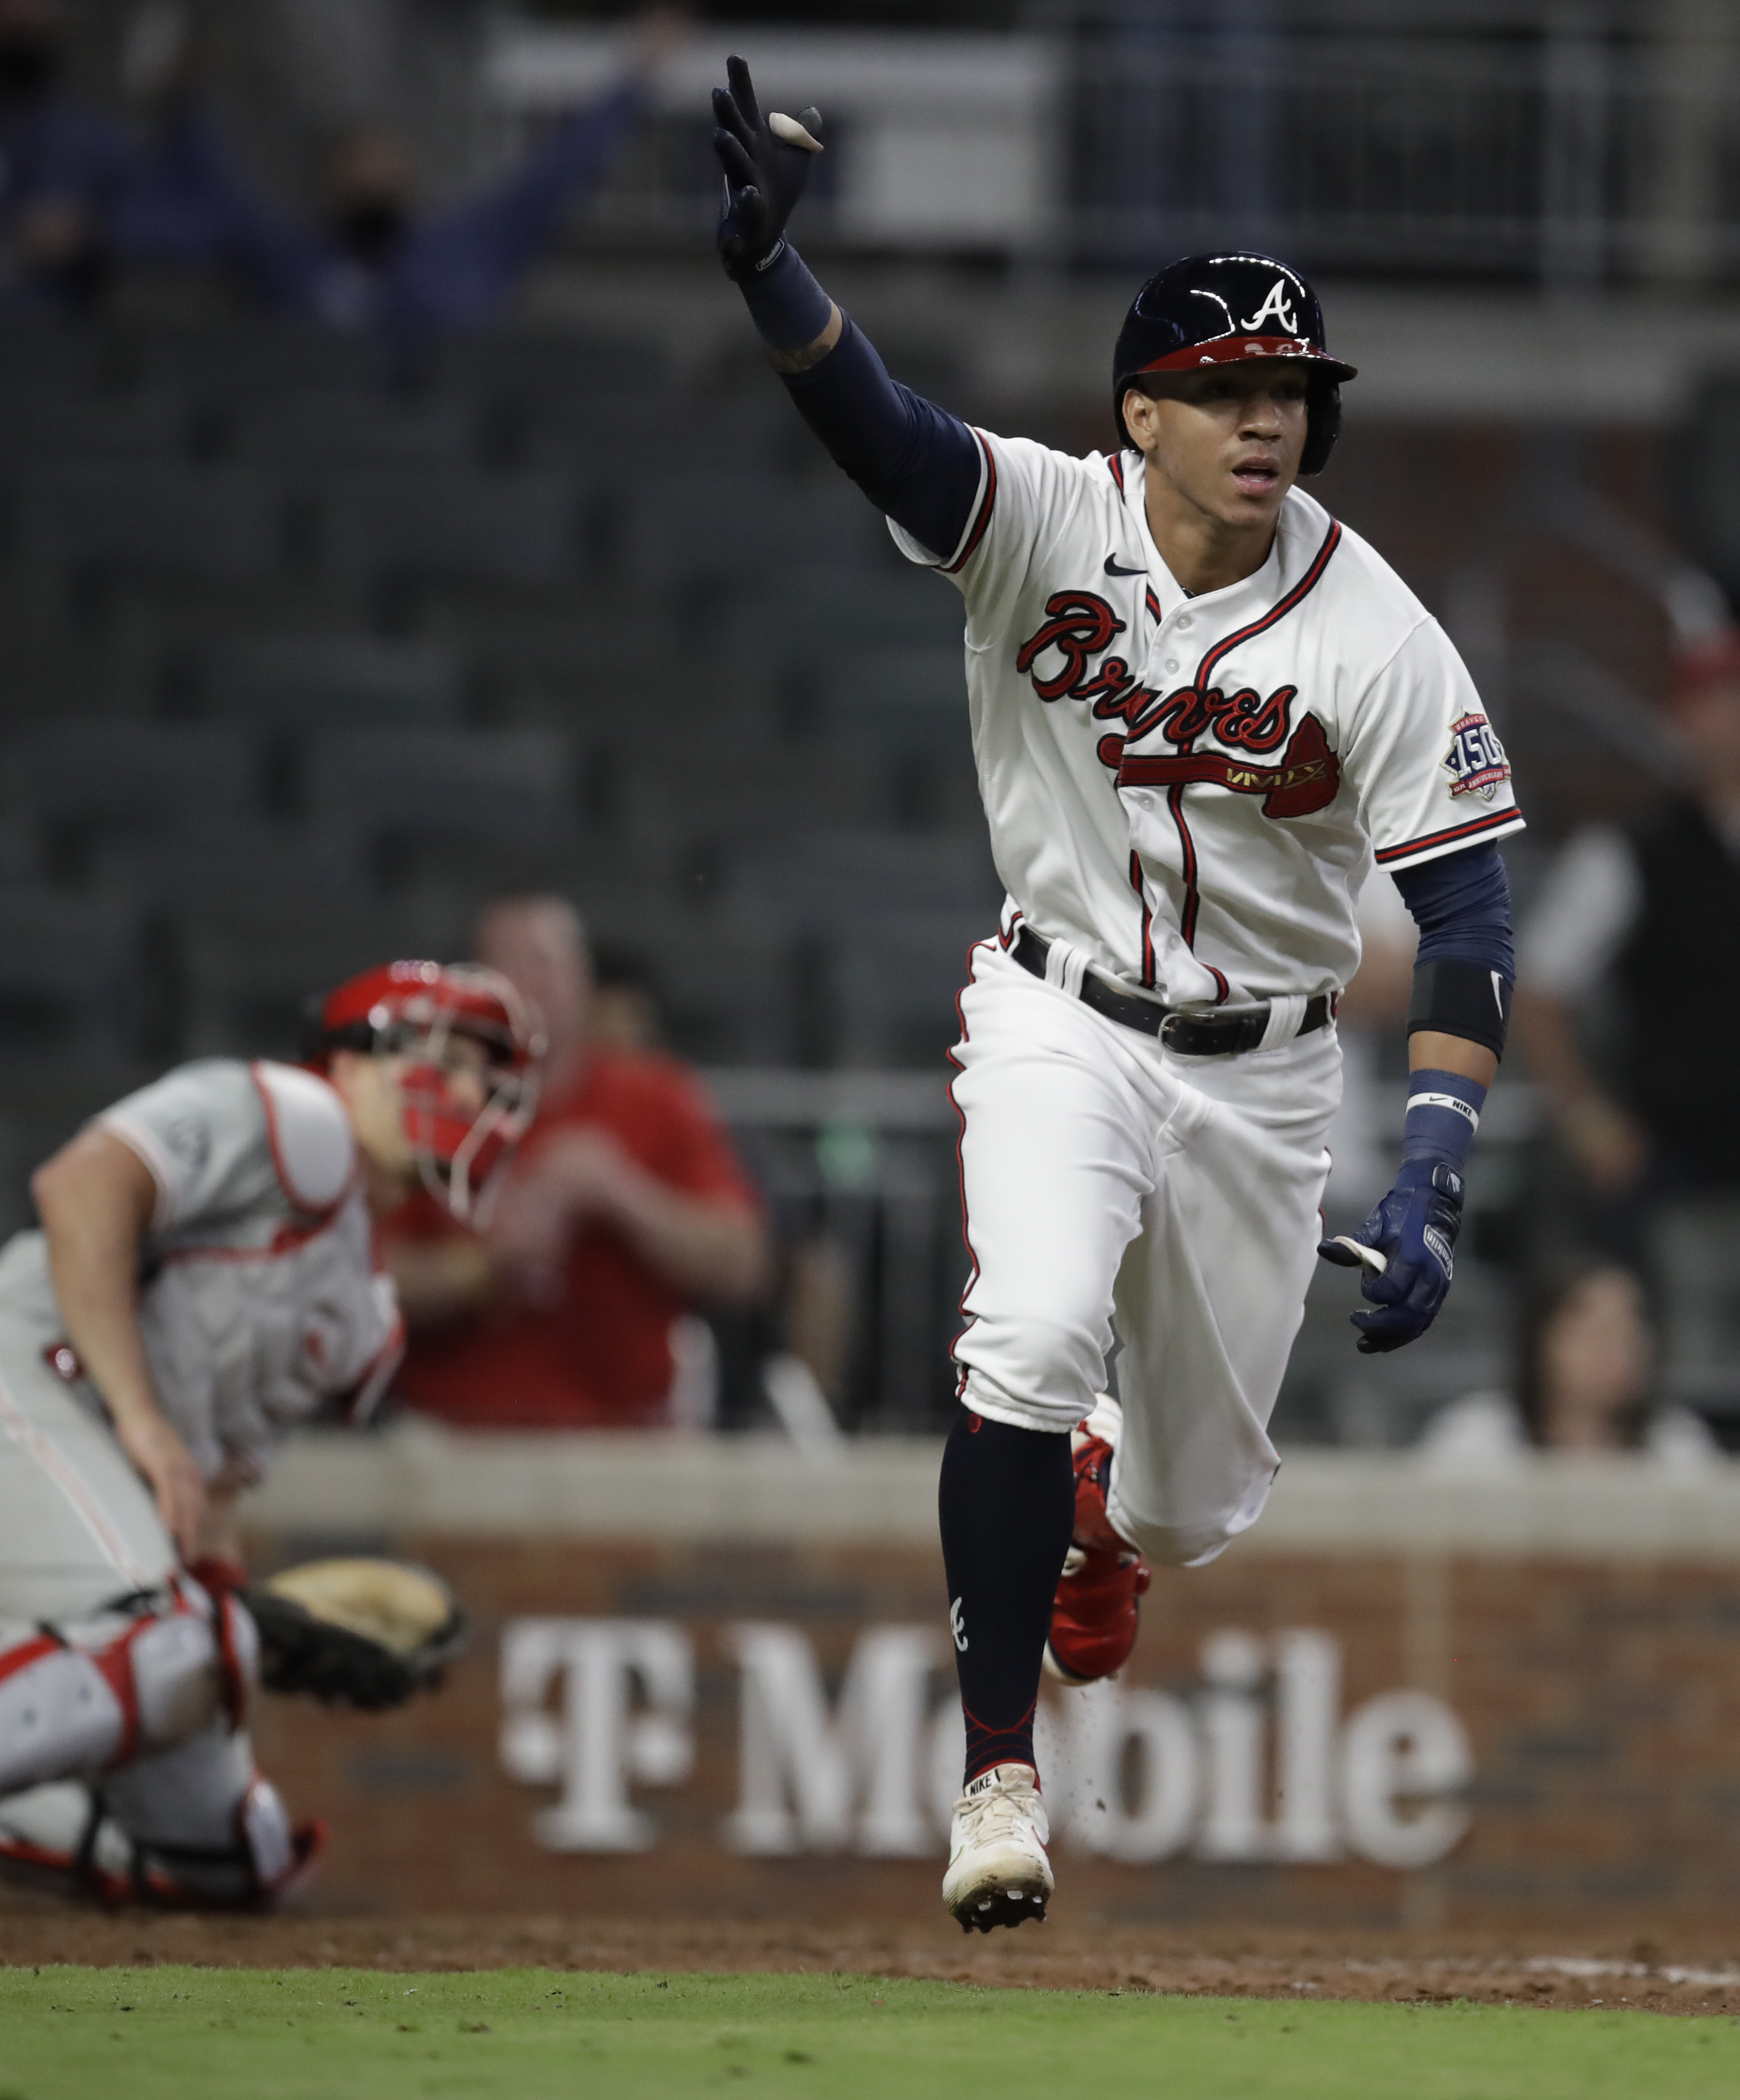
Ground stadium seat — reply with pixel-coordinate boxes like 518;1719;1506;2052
618;478;886;584
728;832;1002;929
573;903;795;1066
0;322;113;396
316;469;582;587
615;737;885;860
5;724;263;863
818;648;966;725
0;390;192;471
232;391;480;475
176;900;469;1062
0;891;143;1065
827;908;993;1068
16;463;285;580
706;568;966;660
439;330;666;411
197;635;466;730
304;726;578;861
92;823;368;914
128;321;386;404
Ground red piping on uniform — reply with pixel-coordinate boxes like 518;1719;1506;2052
1128;852;1156;990
1373;806;1522;865
250;1063;352;1219
945;939;998;1401
1205;965;1230;1004
1137;517;1343;962
1194;519;1342;688
1167;785;1202;948
0;1371;152;1584
1107;451;1126;495
944;431;998;575
1145;584;1161;624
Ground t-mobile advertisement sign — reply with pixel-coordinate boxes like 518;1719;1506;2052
497;1618;1473;1870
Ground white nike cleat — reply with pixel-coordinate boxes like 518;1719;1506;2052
942;1762;1053;1933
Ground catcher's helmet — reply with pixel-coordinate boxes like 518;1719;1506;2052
1111;252;1357;475
305;959;545;1224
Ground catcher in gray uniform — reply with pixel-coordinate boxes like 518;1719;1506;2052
0;959;540;1907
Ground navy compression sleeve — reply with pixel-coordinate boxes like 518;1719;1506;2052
1393;841;1514;1057
753;287;981;561
1391;841;1514;980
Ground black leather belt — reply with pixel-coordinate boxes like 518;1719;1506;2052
1010;924;1334;1056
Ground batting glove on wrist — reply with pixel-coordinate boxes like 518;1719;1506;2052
1317;1159;1464;1355
712;54;823;279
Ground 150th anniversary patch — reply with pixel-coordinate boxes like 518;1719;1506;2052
1442;713;1511;801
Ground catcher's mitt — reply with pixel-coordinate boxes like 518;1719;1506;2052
243;1558;467;1711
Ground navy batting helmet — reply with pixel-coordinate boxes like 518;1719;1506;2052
1111;252;1357;476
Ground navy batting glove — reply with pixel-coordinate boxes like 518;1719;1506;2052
1318;1063;1486;1355
1318;1159;1464;1354
712;55;823;279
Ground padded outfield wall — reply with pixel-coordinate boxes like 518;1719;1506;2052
242;1428;1740;1934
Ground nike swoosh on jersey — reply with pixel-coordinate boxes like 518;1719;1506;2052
1103;554;1145;577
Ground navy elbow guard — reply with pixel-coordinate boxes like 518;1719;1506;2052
1407;960;1512;1059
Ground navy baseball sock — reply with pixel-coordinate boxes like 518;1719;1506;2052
938;1407;1076;1787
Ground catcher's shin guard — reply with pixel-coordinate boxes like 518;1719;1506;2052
0;1576;243;1795
1042;1415;1151;1688
0;1751;323;1910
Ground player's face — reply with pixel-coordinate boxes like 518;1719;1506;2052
335;1036;492;1181
1124;363;1311;530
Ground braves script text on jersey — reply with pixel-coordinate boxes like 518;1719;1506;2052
898;444;1524;1562
896;448;1523;1007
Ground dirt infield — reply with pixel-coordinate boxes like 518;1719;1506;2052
1;1899;1738;2017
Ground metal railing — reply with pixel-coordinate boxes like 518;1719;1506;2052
490;11;1740;290
1063;12;1740;289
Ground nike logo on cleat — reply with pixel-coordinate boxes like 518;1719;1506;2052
1103;554;1145;577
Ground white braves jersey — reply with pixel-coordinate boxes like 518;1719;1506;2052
893;439;1524;1006
0;1059;401;1483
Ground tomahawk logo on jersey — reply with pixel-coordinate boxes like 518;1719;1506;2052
893;441;1524;1009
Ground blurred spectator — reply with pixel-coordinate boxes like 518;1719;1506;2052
383;896;771;1430
1419;1258;1719;1465
125;7;686;346
1514;631;1740;1230
588;941;663;1056
0;0;134;311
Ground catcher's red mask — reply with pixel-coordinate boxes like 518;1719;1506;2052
307;960;545;1223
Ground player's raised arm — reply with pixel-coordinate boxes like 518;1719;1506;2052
711;55;982;561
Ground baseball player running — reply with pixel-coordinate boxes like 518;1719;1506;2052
713;61;1522;1930
0;961;539;1906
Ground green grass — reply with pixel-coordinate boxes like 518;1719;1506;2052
0;1966;1734;2099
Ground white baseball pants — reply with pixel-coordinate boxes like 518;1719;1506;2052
0;1299;288;1903
950;939;1340;1568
